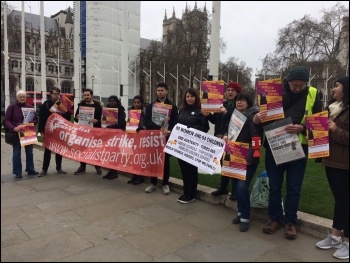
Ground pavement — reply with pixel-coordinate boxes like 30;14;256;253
1;135;347;262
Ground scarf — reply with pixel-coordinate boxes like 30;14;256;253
227;99;234;108
329;101;343;119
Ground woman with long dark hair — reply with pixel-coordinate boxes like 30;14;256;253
177;88;209;204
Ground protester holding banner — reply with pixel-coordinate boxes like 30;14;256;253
74;88;103;175
253;66;322;240
4;90;39;178
38;87;71;177
176;88;209;203
222;91;262;232
203;81;242;201
102;95;126;180
127;95;146;185
316;76;349;260
143;82;179;195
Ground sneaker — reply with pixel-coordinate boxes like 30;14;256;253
232;216;241;224
211;188;228;196
316;234;342;249
263;220;281;234
285;223;297;240
177;194;186;202
96;167;102;175
27;171;39;175
74;166;86;175
333;242;349;260
178;195;195;204
163;185;170;195
38;170;47;177
239;221;249;232
57;169;67;174
145;184;156;193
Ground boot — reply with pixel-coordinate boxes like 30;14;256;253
127;175;137;184
107;170;118;180
133;176;144;185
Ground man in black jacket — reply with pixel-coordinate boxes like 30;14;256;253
38;87;71;177
73;89;103;175
143;82;178;195
202;82;242;200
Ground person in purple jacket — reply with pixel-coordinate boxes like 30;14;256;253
4;90;39;178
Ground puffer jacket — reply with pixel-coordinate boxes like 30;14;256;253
322;106;349;170
178;106;210;133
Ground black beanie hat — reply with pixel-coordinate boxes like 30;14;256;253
287;66;309;82
334;76;349;90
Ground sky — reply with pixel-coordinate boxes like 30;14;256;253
8;1;349;78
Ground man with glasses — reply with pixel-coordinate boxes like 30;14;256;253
38;87;72;177
253;66;322;240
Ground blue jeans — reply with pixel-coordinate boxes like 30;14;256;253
237;164;258;220
265;145;308;226
12;139;35;175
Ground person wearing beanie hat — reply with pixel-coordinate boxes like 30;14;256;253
202;81;242;200
286;66;310;82
316;76;349;260
253;65;323;240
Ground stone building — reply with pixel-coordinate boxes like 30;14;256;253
2;7;74;102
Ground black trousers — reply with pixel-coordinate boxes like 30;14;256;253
151;152;170;186
219;176;237;195
42;148;62;171
178;158;198;198
325;166;349;238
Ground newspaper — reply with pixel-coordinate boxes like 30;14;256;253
78;106;95;127
101;107;118;128
21;108;36;123
227;109;247;141
152;103;172;130
305;111;329;158
19;123;38;146
200;80;225;112
264;117;305;165
126;109;141;132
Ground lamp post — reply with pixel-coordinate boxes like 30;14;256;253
142;61;152;103
94;64;101;101
169;64;179;106
91;74;95;91
30;44;36;112
52;58;59;87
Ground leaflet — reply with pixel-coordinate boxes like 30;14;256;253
305;111;329;158
78;106;95;127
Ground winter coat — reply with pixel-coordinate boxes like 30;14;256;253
322;106;349;170
178;106;210;133
223;106;263;165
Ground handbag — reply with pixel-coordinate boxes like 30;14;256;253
5;129;14;145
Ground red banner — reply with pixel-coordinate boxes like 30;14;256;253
44;114;165;177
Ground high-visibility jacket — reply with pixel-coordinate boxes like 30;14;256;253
298;86;318;144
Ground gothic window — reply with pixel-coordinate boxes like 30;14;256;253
46;79;55;91
61;80;72;94
65;67;71;76
37;63;41;72
31;63;34;72
48;64;54;73
26;77;34;91
11;60;18;69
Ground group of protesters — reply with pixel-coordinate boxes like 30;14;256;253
4;66;348;260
